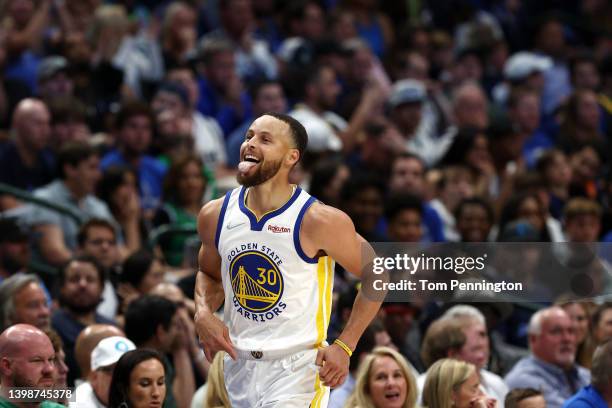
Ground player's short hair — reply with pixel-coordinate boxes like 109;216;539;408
260;112;308;161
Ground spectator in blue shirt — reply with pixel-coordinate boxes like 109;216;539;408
563;339;612;408
505;307;590;408
101;102;167;213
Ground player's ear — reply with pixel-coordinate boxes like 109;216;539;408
286;148;300;166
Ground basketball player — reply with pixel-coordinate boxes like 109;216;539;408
193;113;383;407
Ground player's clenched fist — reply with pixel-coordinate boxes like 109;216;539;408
315;344;350;388
194;310;237;362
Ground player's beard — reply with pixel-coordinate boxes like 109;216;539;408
237;158;283;187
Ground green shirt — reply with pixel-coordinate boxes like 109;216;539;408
0;397;66;408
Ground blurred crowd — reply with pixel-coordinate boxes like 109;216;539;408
0;0;612;407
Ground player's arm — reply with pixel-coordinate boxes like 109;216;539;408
193;198;237;361
303;203;383;387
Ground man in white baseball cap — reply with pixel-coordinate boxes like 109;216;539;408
72;336;136;407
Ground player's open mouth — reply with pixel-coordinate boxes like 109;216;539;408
244;154;261;163
238;155;261;173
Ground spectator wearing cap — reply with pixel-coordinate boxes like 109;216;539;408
101;102;167;213
562;340;612;408
289;64;377;155
37;56;74;102
388;79;454;166
30;141;114;266
194;37;252;136
0;218;30;280
505;307;590;408
0;98;55;192
74;324;125;384
0;274;50;331
494;51;551;104
73;336;136;408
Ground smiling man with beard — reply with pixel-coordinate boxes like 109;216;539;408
0;324;64;408
51;255;116;387
194;113;383;408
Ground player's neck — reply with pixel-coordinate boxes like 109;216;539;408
245;180;296;218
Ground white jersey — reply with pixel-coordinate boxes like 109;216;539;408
215;185;334;353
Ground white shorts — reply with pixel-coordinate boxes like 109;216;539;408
223;348;330;408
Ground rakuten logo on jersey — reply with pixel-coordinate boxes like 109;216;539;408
267;224;291;234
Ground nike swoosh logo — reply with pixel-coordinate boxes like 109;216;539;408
226;222;245;230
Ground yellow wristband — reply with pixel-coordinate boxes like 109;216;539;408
334;339;353;357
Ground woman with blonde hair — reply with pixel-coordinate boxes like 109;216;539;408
422;359;496;408
204;351;231;408
345;346;417;408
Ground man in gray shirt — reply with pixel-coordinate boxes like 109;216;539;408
29;141;115;266
505;306;590;408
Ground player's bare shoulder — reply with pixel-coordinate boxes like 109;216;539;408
301;201;356;242
197;196;226;244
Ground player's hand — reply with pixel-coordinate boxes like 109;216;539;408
194;310;237;362
315;344;350;388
